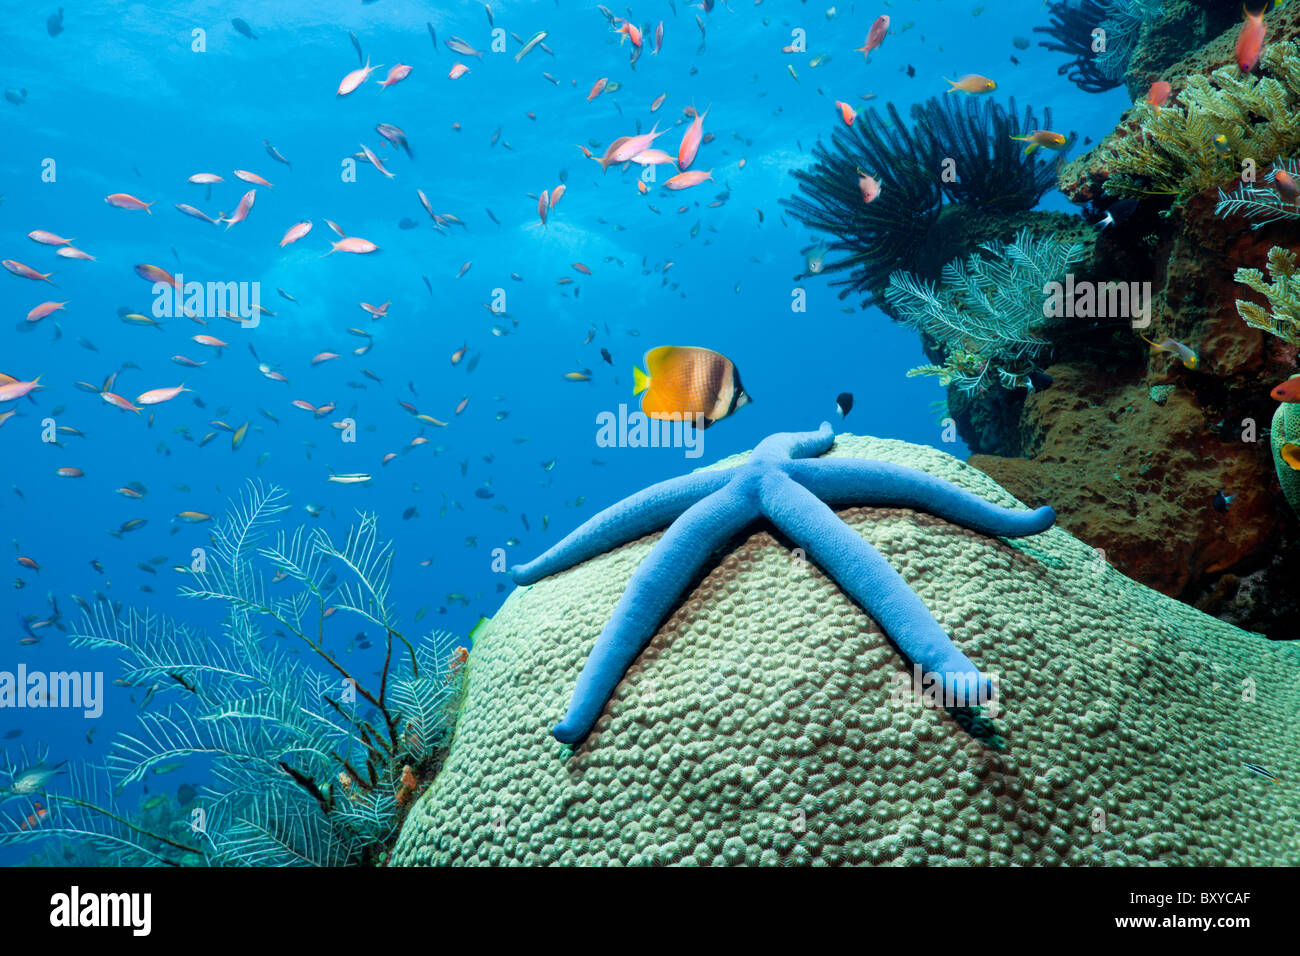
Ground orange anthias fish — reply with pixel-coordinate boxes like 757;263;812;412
587;77;608;100
379;63;412;89
1146;80;1172;111
1272;169;1299;205
614;18;642;47
634;346;751;428
1009;130;1067;155
677;106;709;170
944;74;997;95
603;124;666;169
220;189;257;229
1236;8;1267;75
1141;334;1199;370
664;169;712;190
280;221;313;247
325;237;380;256
856;15;889;59
834;100;856;127
1271;375;1300;402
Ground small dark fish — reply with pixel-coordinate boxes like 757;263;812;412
349;29;364;65
474;487;494;499
906;64;916;78
427;22;437;50
1245;763;1278;782
232;17;257;40
1027;370;1054;391
277;287;297;302
2;728;20;739
486;208;500;225
403;506;419;520
263;140;292;169
47;6;64;37
423;275;432;295
398;217;418;230
1213;490;1235;514
601;348;613;365
177;783;198;806
835;392;854;418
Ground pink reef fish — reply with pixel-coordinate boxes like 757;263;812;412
188;173;224;184
3;260;55;284
105;192;155;213
233;169;273;188
857;15;889;59
603;124;666;169
338;58;382;96
220;189;257;229
324;237;380;256
379;64;412;89
26;301;66;323
677;107;708;170
664;169;712;190
0;377;42;403
27;230;73;245
136;384;190;405
57;247;95;260
175;204;217;224
280;221;313;247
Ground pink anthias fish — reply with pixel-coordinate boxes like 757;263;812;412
234;169;273;188
0;377;42;403
280;221;313;247
857;15;890;59
630;149;675;166
338;58;382;96
136;384;191;406
105;192;155;213
188;173;224;184
323;237;380;256
57;246;95;260
3;260;55;284
602;124;666;170
677;106;709;170
26;301;66;323
220;189;257;229
858;171;882;203
379;64;412;89
448;62;470;79
27;230;74;245
664;169;712;190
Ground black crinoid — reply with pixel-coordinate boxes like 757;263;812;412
782;96;1071;305
782;102;941;306
1034;0;1122;94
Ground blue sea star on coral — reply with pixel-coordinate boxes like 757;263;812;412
511;423;1056;744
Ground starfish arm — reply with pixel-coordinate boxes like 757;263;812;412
511;470;733;585
750;421;835;463
784;459;1055;538
758;471;992;701
552;480;759;744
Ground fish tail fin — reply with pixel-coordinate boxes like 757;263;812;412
633;366;650;394
1139;333;1158;348
1024;143;1039;156
942;77;955;92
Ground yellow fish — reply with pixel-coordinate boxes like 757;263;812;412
944;74;997;94
1009;130;1067;155
633;346;751;427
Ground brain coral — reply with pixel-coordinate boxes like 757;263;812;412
392;434;1300;866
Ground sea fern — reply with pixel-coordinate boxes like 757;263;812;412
1;481;467;866
885;229;1084;393
1235;246;1300;346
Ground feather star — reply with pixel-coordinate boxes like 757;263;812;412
511;423;1056;744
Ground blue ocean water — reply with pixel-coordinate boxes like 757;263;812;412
0;0;1129;864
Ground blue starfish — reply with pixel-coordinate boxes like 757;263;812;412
512;423;1056;744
